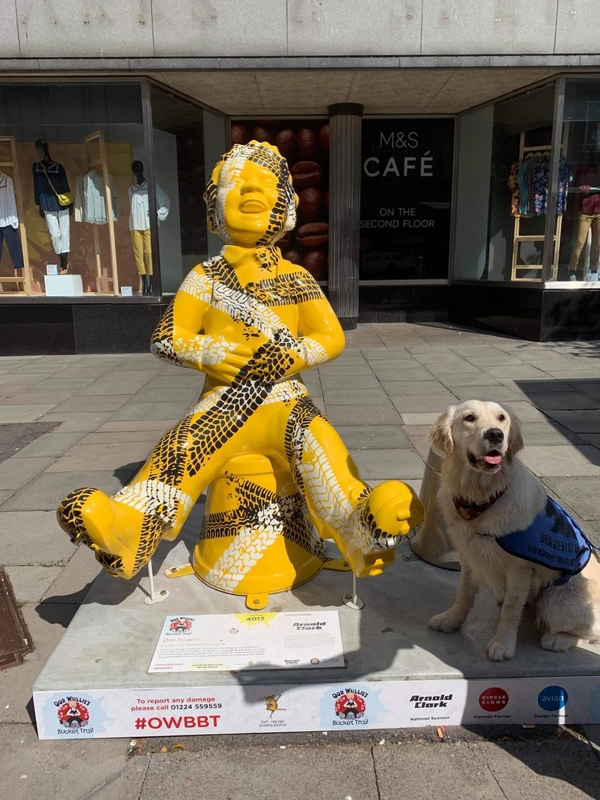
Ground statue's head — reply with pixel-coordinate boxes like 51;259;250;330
204;141;297;247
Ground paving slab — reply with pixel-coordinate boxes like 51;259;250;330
78;380;152;396
12;432;87;458
79;430;171;445
5;566;64;603
482;739;600;800
379;379;451;396
370;367;436;382
50;395;130;413
0;457;54;490
98;419;180;432
0;374;48;386
502;401;548;423
141;744;378;800
322;388;391;406
390;394;458;413
0;488;15;506
437;373;503;387
3;391;73;406
39;412;113;432
544;410;600;434
317;363;375;376
0;510;77;565
525;391;600;411
0;722;148;800
32;378;97;391
334;424;412;450
0;405;57;423
373;742;505;800
578;382;600;399
424;362;483;376
542;477;600;521
323;405;403;425
0;602;78;724
42;544;102;605
399;413;441;426
45;441;154;473
110;401;193;421
520;445;600;477
451;385;528;402
319;373;383;390
143;375;206;390
0;470;123;512
133;387;203;403
350;448;424;479
519;422;586;446
361;347;411;359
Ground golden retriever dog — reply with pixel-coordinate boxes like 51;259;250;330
428;400;600;661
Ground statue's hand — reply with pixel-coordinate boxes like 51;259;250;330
201;341;253;384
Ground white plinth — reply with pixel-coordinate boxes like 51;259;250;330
33;508;600;740
44;274;84;297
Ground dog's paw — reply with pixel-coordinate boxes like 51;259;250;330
486;634;516;661
541;632;578;652
429;611;463;633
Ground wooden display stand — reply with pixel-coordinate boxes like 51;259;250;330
83;131;119;295
0;136;31;294
511;125;569;282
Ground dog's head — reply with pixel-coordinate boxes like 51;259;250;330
429;400;523;474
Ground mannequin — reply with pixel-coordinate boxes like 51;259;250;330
128;160;170;295
568;159;600;282
32;139;72;275
0;170;24;279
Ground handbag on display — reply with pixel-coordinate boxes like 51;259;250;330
41;164;74;207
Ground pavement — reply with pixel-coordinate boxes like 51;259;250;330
1;321;600;800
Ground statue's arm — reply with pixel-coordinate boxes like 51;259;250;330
150;266;251;380
292;280;345;371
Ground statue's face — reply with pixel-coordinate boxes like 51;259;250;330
220;159;282;247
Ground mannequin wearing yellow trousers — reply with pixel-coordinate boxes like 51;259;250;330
57;142;423;583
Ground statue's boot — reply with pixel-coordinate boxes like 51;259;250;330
331;480;425;578
57;488;169;579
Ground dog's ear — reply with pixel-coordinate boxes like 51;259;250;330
504;404;524;462
429;407;455;456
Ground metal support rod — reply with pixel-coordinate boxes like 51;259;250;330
144;558;170;605
343;573;364;610
148;558;156;601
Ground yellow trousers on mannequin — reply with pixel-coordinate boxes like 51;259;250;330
131;229;152;275
569;213;600;273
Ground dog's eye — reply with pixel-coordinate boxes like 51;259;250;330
464;414;476;422
498;414;506;422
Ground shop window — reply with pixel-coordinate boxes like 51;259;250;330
230;119;330;283
360;119;454;281
0;83;149;297
551;79;600;284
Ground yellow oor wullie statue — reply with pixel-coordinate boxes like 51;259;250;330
57;142;423;600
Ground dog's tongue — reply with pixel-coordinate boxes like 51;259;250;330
484;454;503;465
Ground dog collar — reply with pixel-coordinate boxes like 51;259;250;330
453;488;507;521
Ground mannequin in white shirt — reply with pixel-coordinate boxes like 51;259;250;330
129;161;170;295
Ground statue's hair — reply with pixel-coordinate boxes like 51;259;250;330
203;141;297;245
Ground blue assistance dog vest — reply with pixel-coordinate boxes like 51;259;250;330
496;497;595;585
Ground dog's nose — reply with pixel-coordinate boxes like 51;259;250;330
484;428;504;445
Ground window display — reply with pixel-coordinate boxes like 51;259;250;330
0;81;224;299
552;79;600;283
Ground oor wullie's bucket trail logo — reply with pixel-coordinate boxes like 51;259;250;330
169;617;193;634
57;698;90;729
335;691;366;720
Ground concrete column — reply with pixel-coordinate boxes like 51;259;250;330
328;103;363;330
